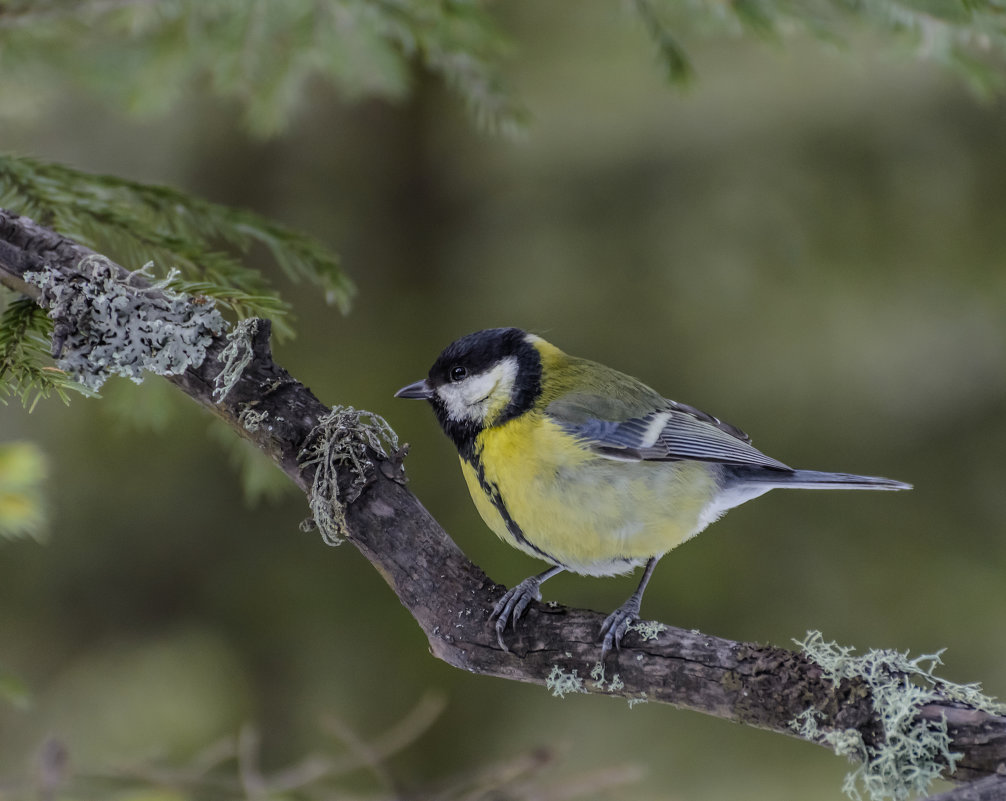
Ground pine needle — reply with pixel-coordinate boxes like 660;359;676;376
0;154;352;337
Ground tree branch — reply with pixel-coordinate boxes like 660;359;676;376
926;774;1006;801
2;208;1005;796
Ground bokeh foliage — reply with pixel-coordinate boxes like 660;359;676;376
634;0;1006;94
0;0;526;137
0;440;47;542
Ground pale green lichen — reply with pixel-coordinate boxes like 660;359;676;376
628;620;667;642
791;706;825;740
793;630;1001;801
297;406;400;546
213;318;260;402
546;665;587;699
25;257;226;391
589;662;625;694
238;406;269;432
626;693;648;709
590;661;605;688
792;708;867;759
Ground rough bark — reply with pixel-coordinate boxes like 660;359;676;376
2;208;1005;794
926;774;1006;801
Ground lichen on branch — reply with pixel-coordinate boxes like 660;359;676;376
298;406;404;546
24;257;226;391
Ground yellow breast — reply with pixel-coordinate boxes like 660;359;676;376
459;412;720;576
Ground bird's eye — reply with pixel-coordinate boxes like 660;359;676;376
450;365;467;382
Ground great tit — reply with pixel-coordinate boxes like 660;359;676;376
395;327;911;654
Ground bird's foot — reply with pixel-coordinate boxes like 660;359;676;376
491;576;544;651
599;596;642;659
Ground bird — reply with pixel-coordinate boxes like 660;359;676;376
395;327;911;655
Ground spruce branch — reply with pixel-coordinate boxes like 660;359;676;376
0;0;526;137
2;208;1006;801
2;0;1006;143
4;0;1006;146
0;153;353;341
631;0;695;85
631;0;1006;96
0;293;90;408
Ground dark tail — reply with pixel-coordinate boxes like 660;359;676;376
726;466;912;491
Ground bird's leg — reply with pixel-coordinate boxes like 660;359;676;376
491;565;565;651
599;556;660;658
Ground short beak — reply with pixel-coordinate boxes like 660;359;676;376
395;379;433;400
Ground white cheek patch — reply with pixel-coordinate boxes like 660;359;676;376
436;357;519;423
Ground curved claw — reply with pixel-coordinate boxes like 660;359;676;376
599;555;660;659
599;597;642;659
491;576;544;651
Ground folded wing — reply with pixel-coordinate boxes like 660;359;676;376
546;394;790;469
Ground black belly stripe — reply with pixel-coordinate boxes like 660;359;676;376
467;453;563;566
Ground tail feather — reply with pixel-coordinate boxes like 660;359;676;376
726;466;912;491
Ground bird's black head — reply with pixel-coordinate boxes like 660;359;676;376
395;327;543;459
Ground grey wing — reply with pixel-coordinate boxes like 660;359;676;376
546;396;791;469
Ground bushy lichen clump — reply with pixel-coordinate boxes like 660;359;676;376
25;257;226;391
298;406;400;546
628;620;667;642
590;661;624;692
794;631;1005;801
546;665;587;698
212;318;260;402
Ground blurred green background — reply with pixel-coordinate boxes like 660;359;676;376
3;3;1006;799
